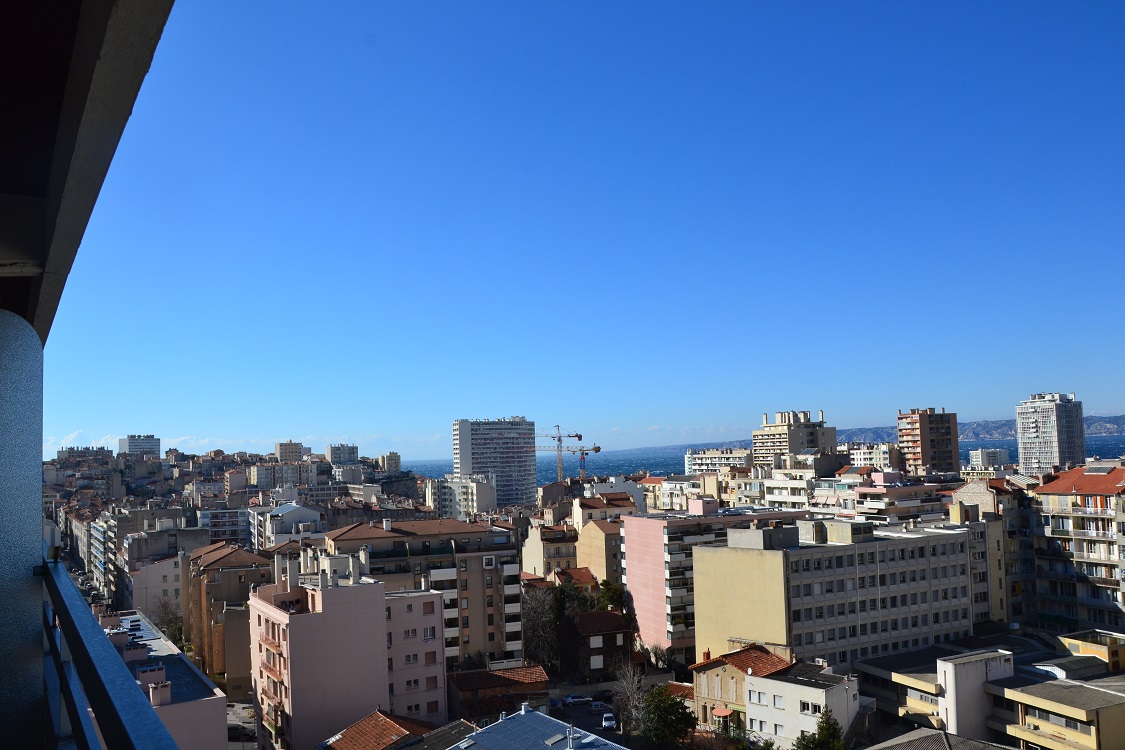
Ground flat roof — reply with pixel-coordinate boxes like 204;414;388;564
990;675;1125;711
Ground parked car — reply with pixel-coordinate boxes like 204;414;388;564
591;689;614;703
563;694;591;706
590;701;610;712
601;713;617;730
228;723;255;741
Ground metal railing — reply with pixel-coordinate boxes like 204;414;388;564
42;546;179;749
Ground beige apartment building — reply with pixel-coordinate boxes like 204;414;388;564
521;524;578;577
896;407;959;476
752;411;837;467
325;518;523;670
182;541;272;698
577;519;623;586
571;493;638;530
694;518;992;671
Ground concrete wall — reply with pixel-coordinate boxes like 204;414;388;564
694;545;788;658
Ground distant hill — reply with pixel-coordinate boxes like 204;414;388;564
602;415;1125;457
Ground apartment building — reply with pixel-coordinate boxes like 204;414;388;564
685;448;754;475
692;646;861;749
840;442;902;472
182;542;273;698
381;451;402;474
275;440;305;463
1017;392;1086;476
571;493;638;530
248;501;326;551
385;588;448;722
522;524;579;577
897;408;959;476
855;643;1125;750
326;443;359;466
752;411;837;467
250;559;391;750
577;518;623;586
324;519;523;670
969;448;1011;468
118;434;161;456
1032;465;1125;632
118;523;211;616
452;417;536;507
425;474;497;518
621;509;809;666
694;519;984;671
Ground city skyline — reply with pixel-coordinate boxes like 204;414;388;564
42;3;1125;459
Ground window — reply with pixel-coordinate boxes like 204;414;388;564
773;695;783;708
426;675;438;689
386;607;392;620
427;700;439;714
423;601;434;615
423;626;436;639
486;576;493;589
406;604;413;613
425;651;437;665
403;628;417;639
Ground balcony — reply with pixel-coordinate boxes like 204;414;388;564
42;549;178;749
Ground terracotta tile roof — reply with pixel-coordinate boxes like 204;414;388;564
640;477;665;485
187;541;227;562
571;610;630;637
197;546;271;571
448;665;549;692
555;567;598;586
321;710;439;750
586;519;622;534
665;682;694;701
690;645;790;676
519;571;544;581
326;519;496;542
1037;467;1125;497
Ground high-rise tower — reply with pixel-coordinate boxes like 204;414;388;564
1016;392;1085;476
897;407;959;475
453;417;536;506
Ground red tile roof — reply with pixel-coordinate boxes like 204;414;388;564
448;665;550;692
690;645;790;676
665;682;694;701
326;519;496;542
322;710;439;750
196;545;271;571
640;477;665;485
1038;467;1125;497
554;567;597;586
586;519;622;534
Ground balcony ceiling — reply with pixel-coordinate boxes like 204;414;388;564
0;0;173;343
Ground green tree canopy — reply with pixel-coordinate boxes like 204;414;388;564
641;684;695;747
791;708;844;750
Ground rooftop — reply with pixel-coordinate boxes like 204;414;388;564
318;710;439;750
448;665;550;692
1037;466;1125;497
455;706;627;750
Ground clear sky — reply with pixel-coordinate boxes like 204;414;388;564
43;2;1125;460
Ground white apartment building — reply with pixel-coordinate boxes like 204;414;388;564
968;448;1011;468
326;443;359;465
685;447;754;475
1016;392;1086;476
452;417;536;507
753;411;836;466
840;442;902;472
248;502;326;552
119;433;160;456
380;451;401;474
426;474;498;518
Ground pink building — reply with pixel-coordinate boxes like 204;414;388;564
622;509;809;667
249;554;444;750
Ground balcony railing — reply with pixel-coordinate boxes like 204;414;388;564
42;546;178;749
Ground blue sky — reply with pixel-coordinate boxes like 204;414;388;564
44;2;1125;459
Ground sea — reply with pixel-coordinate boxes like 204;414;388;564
402;435;1125;485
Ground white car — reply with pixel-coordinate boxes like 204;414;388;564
601;713;617;730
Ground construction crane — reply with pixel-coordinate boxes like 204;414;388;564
565;444;602;480
536;425;582;484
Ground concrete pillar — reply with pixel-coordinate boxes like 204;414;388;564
0;310;44;741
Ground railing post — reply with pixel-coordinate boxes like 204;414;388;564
0;310;44;747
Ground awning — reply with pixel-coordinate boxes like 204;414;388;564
712;707;733;717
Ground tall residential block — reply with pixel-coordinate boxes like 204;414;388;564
752;411;836;466
969;447;1011;468
452;417;536;507
684;447;754;475
119;434;160;456
425;474;497;518
326;443;359;465
1016;392;1086;476
274;440;305;463
897;407;959;475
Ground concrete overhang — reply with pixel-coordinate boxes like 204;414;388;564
0;0;174;343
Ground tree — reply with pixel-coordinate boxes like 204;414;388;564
641;684;695;747
598;579;627;611
791;709;844;750
613;660;646;738
521;587;559;670
151;595;183;647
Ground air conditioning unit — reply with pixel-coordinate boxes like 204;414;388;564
1025;722;1039;730
814;658;827;667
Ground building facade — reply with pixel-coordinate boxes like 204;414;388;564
1016;392;1086;476
118;434;160;456
752;411;836;467
452;417;536;507
897;408;959;476
685;448;754;475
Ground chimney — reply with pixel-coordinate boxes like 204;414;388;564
818;409;824;422
383;518;393;532
762;413;768;426
521;701;530;714
148;681;171;707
